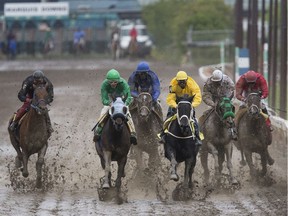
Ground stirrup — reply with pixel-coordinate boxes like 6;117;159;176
130;136;137;145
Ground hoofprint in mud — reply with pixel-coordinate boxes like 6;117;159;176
0;59;286;215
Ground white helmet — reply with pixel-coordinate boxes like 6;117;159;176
211;70;223;82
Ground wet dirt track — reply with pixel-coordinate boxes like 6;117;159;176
0;59;286;216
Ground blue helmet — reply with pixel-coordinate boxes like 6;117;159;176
136;61;150;72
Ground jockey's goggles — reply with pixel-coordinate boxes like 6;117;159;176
177;80;187;85
108;80;118;85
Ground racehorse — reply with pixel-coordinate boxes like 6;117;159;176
199;97;238;185
163;95;199;189
130;92;163;171
128;38;138;60
95;97;131;189
8;83;50;188
111;32;120;61
235;92;273;178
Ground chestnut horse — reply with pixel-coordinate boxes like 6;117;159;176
8;83;50;188
235;92;273;178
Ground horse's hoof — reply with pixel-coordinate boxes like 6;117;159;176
231;178;238;185
170;174;179;182
102;183;110;189
22;172;29;178
267;158;274;165
240;160;246;166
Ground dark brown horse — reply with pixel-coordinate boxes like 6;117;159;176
235;92;273;178
8;83;50;188
199;97;238;185
128;38;138;60
95;97;131;189
163;96;199;189
130;92;163;171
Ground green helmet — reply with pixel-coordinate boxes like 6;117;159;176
106;69;120;81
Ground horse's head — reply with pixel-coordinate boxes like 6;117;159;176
109;97;128;131
176;95;194;135
246;92;261;117
217;97;235;128
136;92;152;120
31;83;49;115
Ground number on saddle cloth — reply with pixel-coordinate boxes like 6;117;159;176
219;97;235;119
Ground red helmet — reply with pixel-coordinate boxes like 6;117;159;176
244;70;258;83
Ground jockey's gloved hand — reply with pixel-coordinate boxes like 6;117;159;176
25;98;32;103
152;100;158;106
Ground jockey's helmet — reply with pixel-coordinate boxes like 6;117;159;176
136;61;150;72
176;71;188;81
33;70;44;80
106;69;120;81
211;70;223;82
244;70;257;83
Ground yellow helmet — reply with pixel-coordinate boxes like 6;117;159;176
176;71;188;81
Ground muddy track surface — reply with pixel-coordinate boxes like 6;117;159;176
0;59;286;216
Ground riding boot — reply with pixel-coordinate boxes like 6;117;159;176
230;122;238;140
93;125;102;142
193;121;202;146
45;113;54;138
9;116;18;131
262;108;273;131
9;112;21;131
127;113;137;145
158;129;166;144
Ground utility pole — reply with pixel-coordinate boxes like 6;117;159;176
250;0;258;71
260;0;266;74
280;0;287;119
271;0;278;109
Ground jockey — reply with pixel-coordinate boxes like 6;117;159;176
9;70;54;136
93;69;137;145
203;69;237;140
73;27;85;48
235;70;273;131
159;70;202;146
128;61;162;115
129;25;138;42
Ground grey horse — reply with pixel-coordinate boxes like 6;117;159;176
199;97;238;185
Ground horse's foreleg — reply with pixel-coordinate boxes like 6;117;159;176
169;152;179;182
116;157;127;189
8;132;23;167
103;151;112;189
225;144;238;184
260;153;268;177
200;146;210;184
183;159;193;188
21;152;29;178
36;144;48;188
244;150;256;177
207;142;220;179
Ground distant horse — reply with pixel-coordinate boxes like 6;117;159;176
95;97;131;189
128;38;138;60
111;33;120;61
235;92;273;178
163;96;199;189
199;97;238;185
130;92;163;170
8;83;50;188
